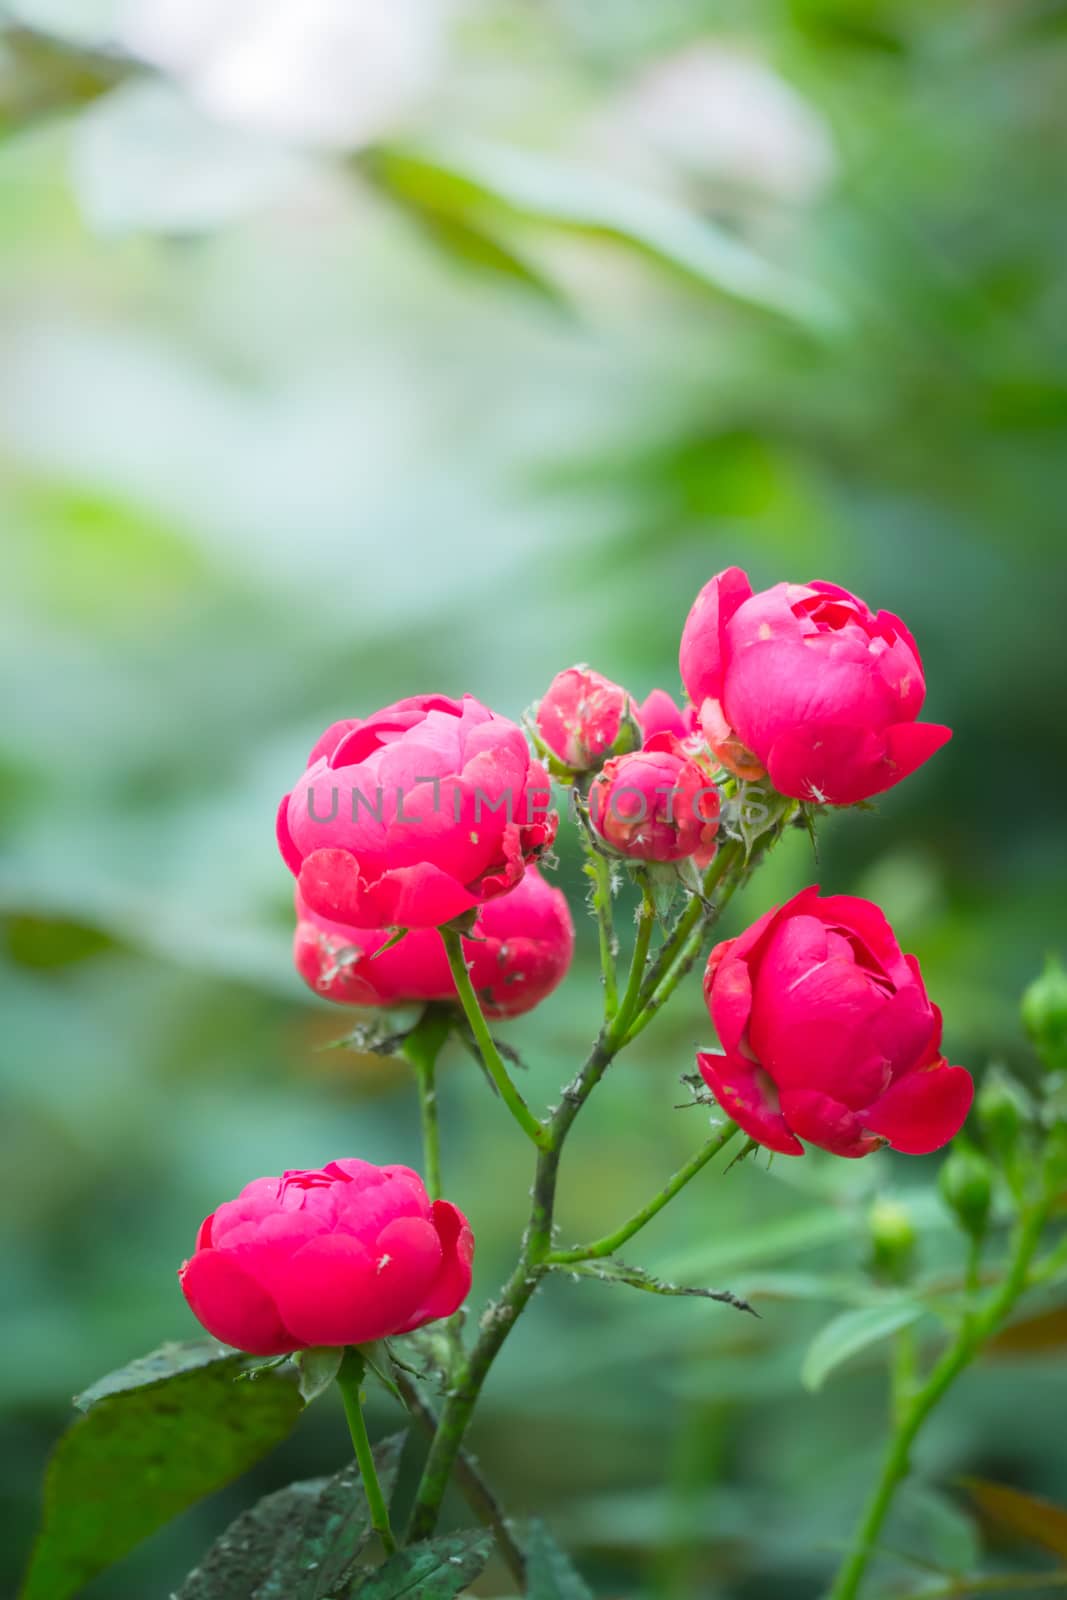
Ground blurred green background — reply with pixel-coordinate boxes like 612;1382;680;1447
3;0;1067;1595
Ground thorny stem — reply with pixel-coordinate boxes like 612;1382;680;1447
614;876;656;1036
401;1009;452;1201
624;826;785;1047
439;926;548;1150
826;1201;1051;1600
407;829;784;1544
547;1120;741;1264
393;1368;526;1585
586;847;619;1021
336;1350;397;1555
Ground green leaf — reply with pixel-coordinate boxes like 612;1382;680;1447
964;1478;1067;1561
19;1340;303;1600
0;24;128;137
176;1433;407;1600
562;1257;756;1317
525;1520;593;1600
358;1340;405;1406
351;1530;493;1598
360;140;838;331
293;1346;344;1404
801;1303;925;1392
385;200;565;306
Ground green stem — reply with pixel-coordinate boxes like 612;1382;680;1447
612;877;656;1038
401;1009;451;1200
336;1350;397;1555
548;1120;740;1264
408;835;772;1543
623;824;785;1047
586;847;619;1021
827;1203;1050;1600
440;925;547;1149
393;1368;526;1585
632;840;741;1015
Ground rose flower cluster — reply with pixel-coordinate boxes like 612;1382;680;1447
181;567;971;1356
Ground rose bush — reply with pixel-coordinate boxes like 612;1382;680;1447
277;693;557;929
698;886;974;1157
294;865;575;1017
179;1159;473;1355
679;567;951;804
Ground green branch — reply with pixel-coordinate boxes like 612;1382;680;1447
585;846;619;1022
827;1201;1051;1600
336;1350;397;1555
440;925;548;1149
401;1008;452;1200
548;1120;741;1264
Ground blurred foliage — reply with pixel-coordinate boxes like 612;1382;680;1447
2;0;1067;1596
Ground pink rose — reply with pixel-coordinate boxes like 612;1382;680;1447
678;568;951;805
535;666;636;772
589;734;720;863
278;694;557;929
294;866;575;1019
635;689;698;745
179;1160;473;1355
698;887;973;1158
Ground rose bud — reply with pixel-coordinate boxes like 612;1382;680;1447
635;689;699;745
588;733;719;863
535;666;638;773
294;866;575;1019
679;567;952;805
278;694;557;929
939;1141;993;1240
1021;956;1067;1075
179;1159;473;1355
698;887;973;1158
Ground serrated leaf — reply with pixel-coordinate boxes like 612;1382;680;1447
964;1478;1067;1560
351;1530;493;1598
174;1479;327;1600
20;1340;303;1600
294;1346;344;1404
525;1520;593;1600
563;1257;756;1317
177;1433;407;1600
801;1303;925;1392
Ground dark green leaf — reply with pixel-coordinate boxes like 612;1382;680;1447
351;1530;493;1598
19;1340;303;1600
525;1520;593;1600
177;1433;407;1600
175;1479;327;1600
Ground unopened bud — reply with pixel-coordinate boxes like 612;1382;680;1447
938;1141;993;1240
1022;956;1067;1075
977;1067;1029;1162
867;1197;917;1283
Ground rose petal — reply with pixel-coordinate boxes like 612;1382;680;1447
697;1051;804;1155
862;1058;974;1155
179;1249;296;1356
